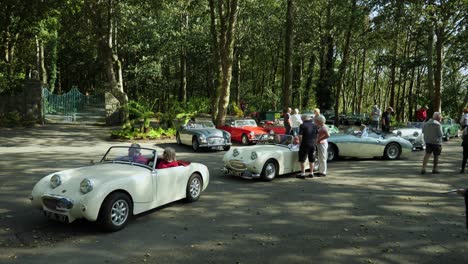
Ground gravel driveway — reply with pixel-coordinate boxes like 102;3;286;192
0;124;467;264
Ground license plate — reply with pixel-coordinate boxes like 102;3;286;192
44;210;69;223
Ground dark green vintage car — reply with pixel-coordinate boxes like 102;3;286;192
441;117;461;141
176;120;232;151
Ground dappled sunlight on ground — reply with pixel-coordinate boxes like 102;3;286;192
0;125;467;263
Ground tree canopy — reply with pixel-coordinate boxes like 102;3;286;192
1;0;466;124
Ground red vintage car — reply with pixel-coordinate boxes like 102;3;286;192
218;119;268;145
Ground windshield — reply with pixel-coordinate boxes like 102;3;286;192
101;146;156;168
441;119;452;125
235;120;257;127
407;122;424;128
258;134;294;147
187;121;215;129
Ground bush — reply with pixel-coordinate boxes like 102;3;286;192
110;126;176;140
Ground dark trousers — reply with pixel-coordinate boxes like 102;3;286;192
462;146;468;171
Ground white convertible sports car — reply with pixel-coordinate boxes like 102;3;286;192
223;134;316;181
391;122;425;150
327;129;413;161
30;146;209;231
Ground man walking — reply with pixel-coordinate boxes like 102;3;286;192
297;114;318;179
421;112;443;174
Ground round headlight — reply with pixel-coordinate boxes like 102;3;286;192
251;151;258;160
413;132;419;137
250;131;255;136
80;178;93;194
396;131;402;136
233;148;239;157
50;174;61;188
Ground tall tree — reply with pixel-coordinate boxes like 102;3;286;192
282;0;294;109
209;0;239;126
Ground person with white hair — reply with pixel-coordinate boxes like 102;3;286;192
296;114;318;179
315;115;330;177
421;112;443;174
291;108;303;136
370;105;381;129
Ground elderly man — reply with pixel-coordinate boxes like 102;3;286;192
284;107;293;135
297;114;318;179
421;112;443;174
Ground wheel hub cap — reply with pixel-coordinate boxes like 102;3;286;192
111;200;129;226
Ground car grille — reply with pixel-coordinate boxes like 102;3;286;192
254;134;264;140
207;137;225;145
229;159;247;170
42;195;74;212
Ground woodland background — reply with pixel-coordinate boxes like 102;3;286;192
0;0;466;126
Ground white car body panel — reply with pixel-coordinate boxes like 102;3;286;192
223;144;309;177
31;156;209;223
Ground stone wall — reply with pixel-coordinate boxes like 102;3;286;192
0;80;43;124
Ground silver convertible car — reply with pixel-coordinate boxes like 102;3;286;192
30;146;209;231
176;120;232;151
327;129;413;161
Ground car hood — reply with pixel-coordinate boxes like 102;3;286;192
50;163;150;189
192;128;225;137
243;126;268;134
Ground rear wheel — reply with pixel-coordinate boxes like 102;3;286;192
327;144;338;161
98;192;132;232
261;159;277;181
186;173;203;202
384;143;401;160
241;134;249;145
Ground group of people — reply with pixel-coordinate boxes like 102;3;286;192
283;107;330;179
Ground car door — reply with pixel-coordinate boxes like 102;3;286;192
153;166;190;207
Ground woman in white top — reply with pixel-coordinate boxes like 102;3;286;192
315;115;330;177
291;108;303;136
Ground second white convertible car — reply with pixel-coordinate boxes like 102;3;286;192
30;146;209;231
223;134;316;181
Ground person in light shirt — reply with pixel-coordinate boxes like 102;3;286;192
315;115;330;177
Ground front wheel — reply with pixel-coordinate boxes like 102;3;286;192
384;143;401;160
241;134;249;145
261;159;277;181
327;144;338;161
444;132;450;141
192;137;200;151
98;192;132;232
186;173;203;202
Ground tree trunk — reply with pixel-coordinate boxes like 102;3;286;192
179;12;188;104
357;48;366;114
209;0;222;120
333;0;356;124
88;0;128;123
301;53;316;109
282;0;294;109
212;0;239;126
433;25;444;113
426;25;435;113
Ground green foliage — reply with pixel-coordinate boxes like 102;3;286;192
232;104;244;118
0;111;37;127
127;100;155;132
110;127;176;140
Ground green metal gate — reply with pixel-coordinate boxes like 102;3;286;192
42;87;105;123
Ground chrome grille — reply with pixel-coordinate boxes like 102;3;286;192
207;137;224;145
42;195;74;212
254;134;263;140
229;160;247;170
